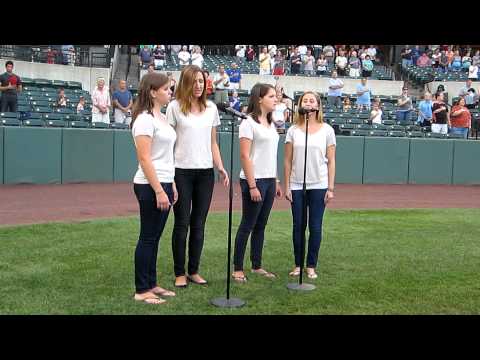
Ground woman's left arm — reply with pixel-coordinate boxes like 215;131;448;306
325;144;336;205
211;126;229;187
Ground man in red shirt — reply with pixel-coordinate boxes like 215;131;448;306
0;61;22;112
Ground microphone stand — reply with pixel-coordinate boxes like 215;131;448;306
211;111;246;308
287;111;316;291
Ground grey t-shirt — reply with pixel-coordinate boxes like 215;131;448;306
398;95;412;111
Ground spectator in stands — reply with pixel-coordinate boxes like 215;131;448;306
303;49;315;76
235;45;246;61
342;97;352;112
361;55;374;78
451;50;462;71
171;45;182;56
226;62;242;90
323;45;335;70
152;45;166;70
213;65;230;105
167;72;176;97
47;47;56;64
439;50;449;73
166;65;229;288
204;70;213;97
401;46;412;68
472;50;480;67
272;89;288;133
56;88;67;108
469;62;478;80
316;53;328;76
432;92;449;134
459;79;477;109
370;100;382;124
190;46;204;69
77;96;85;114
327;70;344;108
367;45;377;62
417;92;433;127
259;47;271;75
273;50;286;76
229;90;241;112
113;80;133;125
417;52;432;68
348;51;361;78
450;97;471;138
178;46;191;68
92;77;111;124
246;45;255;62
462;51;472;71
147;64;155;74
313;45;322;60
61;45;74;65
0;61;22;113
356;78;371;111
410;46;421;67
431;48;440;68
130;71;176;305
396;87;413;124
139;46;152;69
335;49;348;76
290;47;302;75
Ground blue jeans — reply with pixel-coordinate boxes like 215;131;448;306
396;110;411;123
233;178;276;271
133;183;174;293
449;127;469;139
402;59;413;68
291;189;327;268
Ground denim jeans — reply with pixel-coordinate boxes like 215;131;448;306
233;178;276;271
402;59;413;68
291;189;327;268
449;127;469;138
396;110;411;123
172;168;214;277
133;183;174;294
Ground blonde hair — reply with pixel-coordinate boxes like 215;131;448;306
175;65;207;115
294;91;324;126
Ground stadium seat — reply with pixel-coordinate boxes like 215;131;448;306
446;133;465;139
23;119;45;127
388;131;406;137
426;132;445;139
69;121;89;128
351;129;369;136
33;106;52;114
43;113;63;120
1;118;21;126
356;124;373;130
372;124;388;130
0;112;18;119
368;130;388;137
90;122;109;129
45;119;66;128
407;131;424;138
389;125;405;131
110;123;129;129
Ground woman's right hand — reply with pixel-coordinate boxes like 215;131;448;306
249;187;262;202
285;190;293;203
155;190;171;211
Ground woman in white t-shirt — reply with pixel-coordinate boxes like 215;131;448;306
369;100;383;124
231;83;283;283
272;90;289;132
166;65;229;288
190;46;204;69
130;72;177;305
284;91;336;280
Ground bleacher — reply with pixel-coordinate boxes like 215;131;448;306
401;64;474;87
0;78;129;130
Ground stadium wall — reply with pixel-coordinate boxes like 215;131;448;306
0;58;110;95
1;128;479;185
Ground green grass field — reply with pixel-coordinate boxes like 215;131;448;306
1;209;479;315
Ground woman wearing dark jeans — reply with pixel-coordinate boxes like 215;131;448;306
166;65;229;288
284;91;336;280
131;72;177;305
232;83;283;283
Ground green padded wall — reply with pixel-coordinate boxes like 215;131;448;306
219;132;241;181
4;127;62;184
452;140;480;185
335;136;364;184
408;138;454;184
277;135;286;183
363;137;410;184
0;127;3;184
62;128;114;183
113;130;137;183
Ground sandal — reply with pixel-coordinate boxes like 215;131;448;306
187;274;208;285
134;292;166;305
306;268;318;279
251;268;277;279
289;267;301;277
151;286;176;297
174;276;188;288
231;272;248;283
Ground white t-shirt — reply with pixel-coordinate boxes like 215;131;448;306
298;45;307;56
191;53;204;68
367;47;377;58
285;123;336;190
236;45;246;58
214;73;230;90
238;116;279;180
132;111;177;184
371;108;382;124
272;102;287;128
335;56;348;69
166;100;220;169
328;78;344;97
178;51;191;66
468;65;478;79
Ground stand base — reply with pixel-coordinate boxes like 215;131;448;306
286;283;316;291
210;297;246;308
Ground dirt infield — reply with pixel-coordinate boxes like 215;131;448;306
0;182;479;226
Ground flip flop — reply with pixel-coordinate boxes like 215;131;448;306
251;269;277;279
134;293;166;305
289;268;301;276
231;273;248;283
152;287;176;297
187;275;208;285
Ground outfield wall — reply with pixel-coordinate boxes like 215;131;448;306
1;128;480;186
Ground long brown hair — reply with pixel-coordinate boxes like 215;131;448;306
175;65;208;115
246;83;275;124
130;72;169;128
294;91;324;126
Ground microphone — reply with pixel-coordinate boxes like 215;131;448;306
298;107;318;115
217;102;248;119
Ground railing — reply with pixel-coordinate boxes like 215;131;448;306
0;45;113;68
